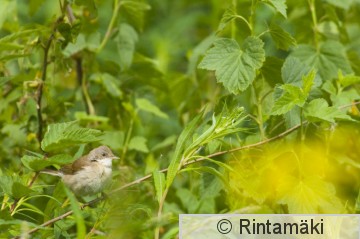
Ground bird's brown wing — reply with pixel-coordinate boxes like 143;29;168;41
60;156;88;175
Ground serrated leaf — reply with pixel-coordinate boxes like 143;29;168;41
166;113;203;188
198;37;265;94
116;23;138;70
281;57;321;87
302;70;316;95
128;136;149;153
278;176;343;213
271;85;306;115
304;98;353;123
269;23;296;50
41;121;103;152
338;70;360;88
291;41;353;81
136;98;168;119
153;171;166;204
263;0;287;18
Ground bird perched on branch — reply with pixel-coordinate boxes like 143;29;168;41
41;146;119;196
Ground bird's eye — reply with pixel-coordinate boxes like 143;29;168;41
102;153;106;157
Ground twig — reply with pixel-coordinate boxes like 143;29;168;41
16;101;359;237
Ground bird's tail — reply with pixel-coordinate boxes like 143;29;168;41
40;169;63;177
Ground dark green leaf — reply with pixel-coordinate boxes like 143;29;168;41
269;23;296;50
291;41;353;81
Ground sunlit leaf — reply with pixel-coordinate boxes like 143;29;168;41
41;121;103;151
277;176;344;213
304;98;353;123
262;0;287;18
198;37;265;94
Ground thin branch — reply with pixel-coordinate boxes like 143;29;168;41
16;101;360;237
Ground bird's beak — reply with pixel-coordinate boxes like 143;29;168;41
111;156;119;160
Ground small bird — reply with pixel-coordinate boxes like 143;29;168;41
41;146;119;196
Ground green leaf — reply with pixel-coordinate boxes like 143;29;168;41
64;187;86;239
0;77;11;86
278;176;343;213
116;23;138;70
218;6;238;32
291;41;353;81
153;171;166;204
304;98;353;123
128;136;149;153
101;73;123;98
324;0;354;10
21;154;74;171
198;37;265;94
271;85;306;115
0;176;34;199
11;182;34;199
121;0;151;31
260;57;284;86
269;23;296;50
281;57;320;87
263;0;287;18
41;121;103;152
136;98;168;119
338;70;360;88
302;70;316;95
166;113;203;188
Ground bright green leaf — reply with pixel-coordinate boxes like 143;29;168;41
304;98;353;123
11;182;34;199
271;84;306;115
263;0;287;18
136;98;168;119
166;113;203;188
269;23;296;50
198;37;265;94
153;171;166;204
278;176;343;213
338;70;360;88
41;121;103;152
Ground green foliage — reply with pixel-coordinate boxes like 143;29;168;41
0;0;359;238
199;37;265;94
41;121;103;152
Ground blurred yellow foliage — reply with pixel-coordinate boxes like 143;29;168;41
227;124;360;214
